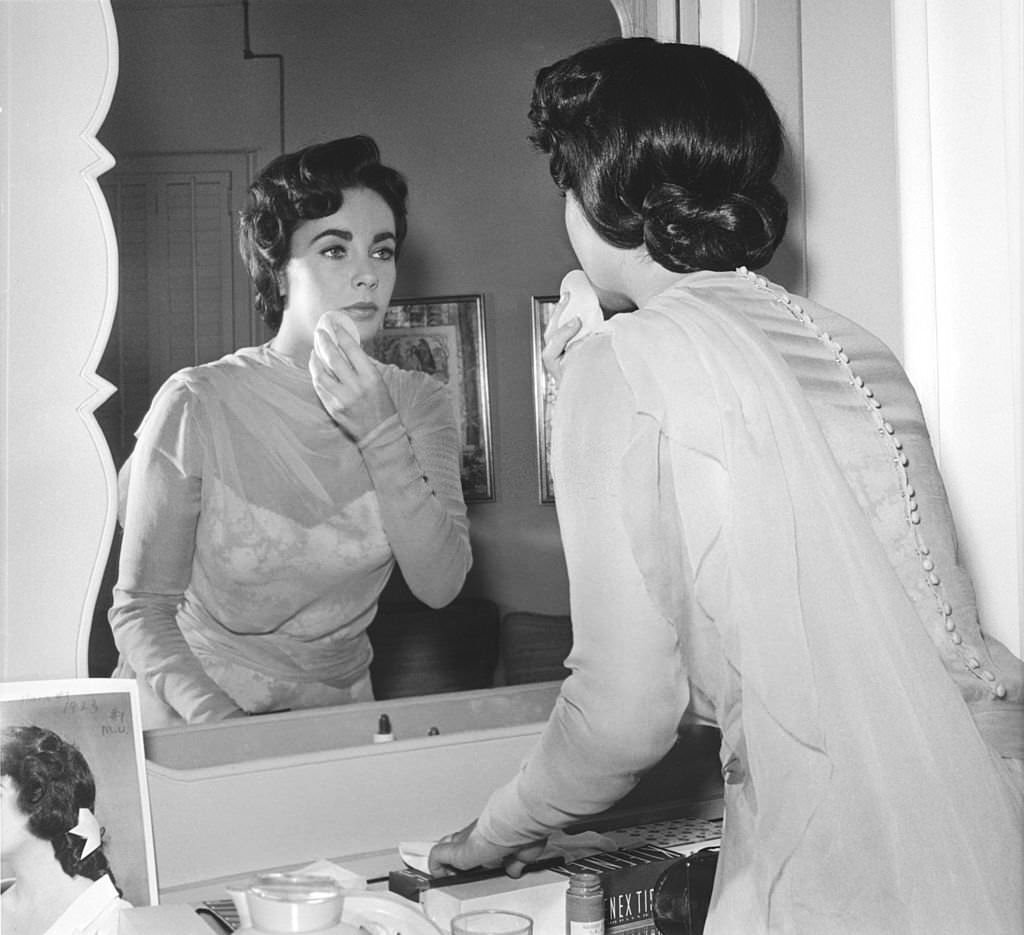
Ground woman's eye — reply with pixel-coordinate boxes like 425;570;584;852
373;246;396;261
321;245;347;258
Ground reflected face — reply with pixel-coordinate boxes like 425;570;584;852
280;187;398;345
563;191;634;312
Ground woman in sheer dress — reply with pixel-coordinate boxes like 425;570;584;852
110;136;471;725
430;39;1023;934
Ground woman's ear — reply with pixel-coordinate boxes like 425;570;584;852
276;271;287;298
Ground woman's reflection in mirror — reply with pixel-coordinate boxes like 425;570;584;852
108;136;471;727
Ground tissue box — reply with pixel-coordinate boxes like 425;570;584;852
556;842;720;935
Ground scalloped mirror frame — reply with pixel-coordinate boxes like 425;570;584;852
2;0;120;680
5;0;754;681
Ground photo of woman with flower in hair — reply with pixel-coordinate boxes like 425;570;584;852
0;680;158;929
1;725;131;934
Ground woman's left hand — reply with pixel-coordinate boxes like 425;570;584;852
428;821;548;880
309;319;397;440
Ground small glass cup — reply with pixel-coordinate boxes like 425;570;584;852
450;909;533;935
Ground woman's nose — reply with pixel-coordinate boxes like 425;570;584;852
352;267;378;289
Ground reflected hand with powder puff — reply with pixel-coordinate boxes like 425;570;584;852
541;299;583;385
309;313;397;441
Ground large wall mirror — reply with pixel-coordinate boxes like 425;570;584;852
88;0;801;707
3;0;810;710
85;0;627;686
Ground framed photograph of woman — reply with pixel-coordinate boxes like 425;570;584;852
0;678;158;907
374;295;494;501
531;295;560;504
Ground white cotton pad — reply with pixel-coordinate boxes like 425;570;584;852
398;841;435;875
546;269;604;348
317;310;361;344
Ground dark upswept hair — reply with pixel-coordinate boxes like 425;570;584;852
529;38;788;272
1;726;120;890
238;135;409;331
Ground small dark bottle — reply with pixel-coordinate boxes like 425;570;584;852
373;713;394;743
566;870;604;935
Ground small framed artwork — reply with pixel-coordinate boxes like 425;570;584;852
0;679;159;907
374;294;494;501
531;294;560;503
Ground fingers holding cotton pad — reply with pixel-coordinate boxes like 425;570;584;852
547;269;604;348
398;841;435;874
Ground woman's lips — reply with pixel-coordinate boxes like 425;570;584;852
342;303;378;320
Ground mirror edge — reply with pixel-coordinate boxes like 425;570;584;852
1;0;120;680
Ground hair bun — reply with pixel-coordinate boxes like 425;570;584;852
642;182;787;272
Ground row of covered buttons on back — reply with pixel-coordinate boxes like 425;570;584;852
738;268;1007;700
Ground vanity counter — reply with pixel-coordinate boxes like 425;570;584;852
145;683;562;891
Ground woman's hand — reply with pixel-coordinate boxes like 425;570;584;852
542;296;584;384
309;320;397;441
428;821;548;880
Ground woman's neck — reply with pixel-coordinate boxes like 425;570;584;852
625;253;696;309
268;331;312;367
2;846;93;934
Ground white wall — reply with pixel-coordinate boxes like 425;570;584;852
892;0;1023;656
799;0;1022;655
800;0;902;356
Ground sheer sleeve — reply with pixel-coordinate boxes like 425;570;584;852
109;378;244;723
358;369;471;607
475;336;691;846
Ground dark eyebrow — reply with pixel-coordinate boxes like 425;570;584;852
309;228;396;245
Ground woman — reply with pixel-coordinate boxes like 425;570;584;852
1;727;130;935
430;39;1023;933
110;136;471;725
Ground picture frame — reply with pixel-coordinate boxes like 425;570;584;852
531;294;561;503
0;679;159;907
374;294;494;502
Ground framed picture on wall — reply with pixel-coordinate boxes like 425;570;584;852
373;294;494;502
531;294;560;504
0;679;159;907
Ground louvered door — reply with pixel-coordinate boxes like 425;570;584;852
98;151;259;465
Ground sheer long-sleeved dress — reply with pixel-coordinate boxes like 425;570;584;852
110;343;471;725
476;270;1023;934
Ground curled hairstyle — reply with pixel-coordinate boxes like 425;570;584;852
529;38;788;272
1;726;119;889
239;135;409;331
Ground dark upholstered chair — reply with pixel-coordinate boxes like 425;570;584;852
499;611;573;685
368;597;500;699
